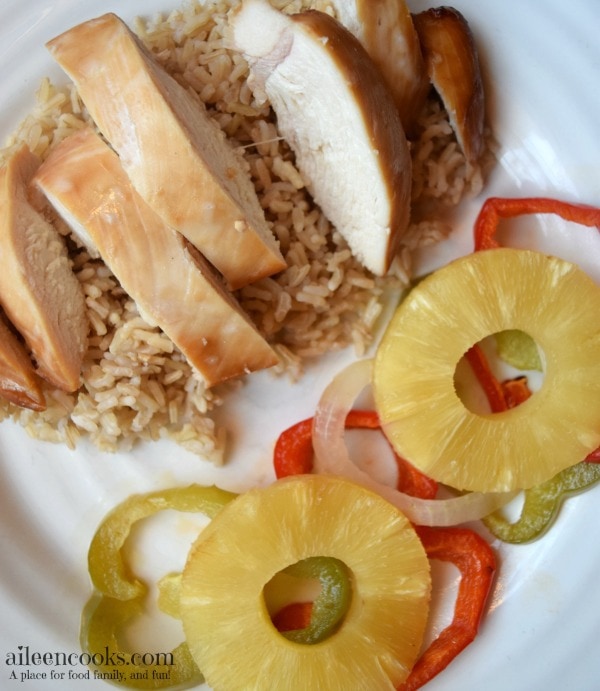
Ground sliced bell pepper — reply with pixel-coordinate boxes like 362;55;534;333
473;196;600;251
272;556;352;644
465;336;600;461
88;484;237;600
272;601;313;633
157;572;182;620
500;376;532;409
81;595;199;689
398;526;496;691
472;195;600;448
82;484;237;688
274;416;495;687
165;559;350;646
483;461;600;543
465;341;536;413
158;554;352;646
464;344;508;413
273;409;438;499
584;447;600;463
273;417;314;478
494;329;542;372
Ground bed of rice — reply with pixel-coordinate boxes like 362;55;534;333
0;0;493;462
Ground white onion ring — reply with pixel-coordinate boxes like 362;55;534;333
312;358;517;526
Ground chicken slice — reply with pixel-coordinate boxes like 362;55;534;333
329;0;428;133
46;13;286;291
230;0;412;277
33;128;279;387
412;7;485;164
0;311;45;411
0;145;87;393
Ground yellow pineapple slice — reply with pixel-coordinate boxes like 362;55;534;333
374;248;600;493
180;475;431;690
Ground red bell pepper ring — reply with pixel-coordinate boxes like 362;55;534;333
273;418;314;478
473;196;600;251
466;342;600;460
271;514;497;689
465;344;534;414
398;526;497;691
469;196;600;458
584;447;600;463
464;344;508;413
500;376;532;409
273;409;438;499
274;415;495;688
272;601;313;633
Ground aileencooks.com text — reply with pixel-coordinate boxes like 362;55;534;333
4;645;176;684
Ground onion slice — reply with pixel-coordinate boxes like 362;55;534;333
312;358;517;526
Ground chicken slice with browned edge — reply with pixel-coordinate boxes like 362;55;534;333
0;311;45;411
330;0;428;133
46;13;286;290
0;145;87;393
34;128;279;388
412;7;485;164
230;0;412;277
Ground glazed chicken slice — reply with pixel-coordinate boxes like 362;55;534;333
412;7;485;164
46;12;286;291
230;0;412;277
34;128;279;387
0;145;87;393
329;0;428;133
0;311;45;411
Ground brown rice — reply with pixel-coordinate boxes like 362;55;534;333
0;0;494;462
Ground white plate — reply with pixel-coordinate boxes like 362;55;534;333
1;1;599;689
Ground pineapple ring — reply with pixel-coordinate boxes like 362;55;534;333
180;475;431;691
374;248;600;493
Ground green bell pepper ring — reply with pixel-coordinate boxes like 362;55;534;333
81;595;199;689
157;572;183;620
88;484;237;600
82;484;237;688
158;556;352;646
275;556;352;645
483;461;600;543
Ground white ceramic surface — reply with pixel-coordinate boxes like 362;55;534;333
1;1;599;689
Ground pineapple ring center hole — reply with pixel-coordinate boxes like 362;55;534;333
263;556;352;644
454;329;546;414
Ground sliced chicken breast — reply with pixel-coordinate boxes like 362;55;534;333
330;0;428;133
46;12;286;290
230;0;412;277
412;7;485;164
0;312;45;411
0;145;87;392
34;128;279;387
